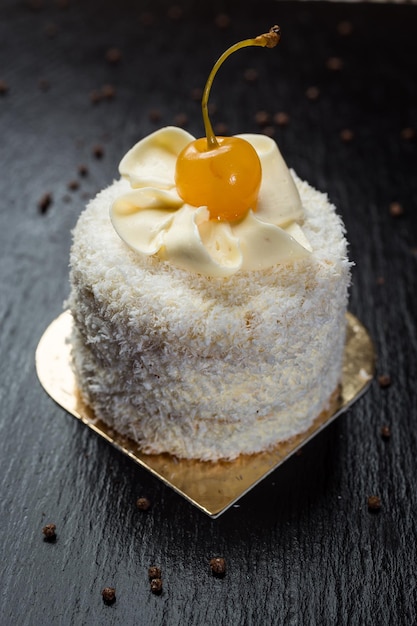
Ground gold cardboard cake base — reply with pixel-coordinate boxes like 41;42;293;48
36;312;374;518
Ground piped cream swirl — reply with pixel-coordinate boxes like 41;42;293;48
111;126;311;277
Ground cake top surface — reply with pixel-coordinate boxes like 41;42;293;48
110;127;313;278
71;173;349;351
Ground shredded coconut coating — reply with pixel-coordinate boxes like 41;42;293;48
68;172;351;461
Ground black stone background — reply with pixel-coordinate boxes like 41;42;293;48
1;1;416;624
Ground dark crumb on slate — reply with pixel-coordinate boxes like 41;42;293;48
243;68;258;82
337;20;353;36
105;47;122;64
102;587;116;605
340;129;354;142
209;557;226;577
148;566;162;580
56;0;70;8
102;84;116;100
389;201;404;217
0;80;9;95
262;125;275;138
208;102;217;116
38;78;50;91
254;110;271;127
376;276;385;286
273;111;290;126
44;22;59;38
78;164;88;177
167;5;183;20
92;144;104;159
140;11;154;26
214;122;229;136
190;86;203;102
38;193;52;214
90;89;102;105
136;496;151;511
326;56;344;71
68;180;79;191
215;13;231;29
42;523;56;540
400;127;415;141
174;113;188;127
305;86;320;101
90;85;115;104
149;109;162;123
378;374;392;388
367;495;382;512
150;578;163;594
26;0;44;11
381;425;391;440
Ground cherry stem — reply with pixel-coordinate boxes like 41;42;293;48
202;26;281;150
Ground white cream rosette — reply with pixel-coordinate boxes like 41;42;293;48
110;126;312;277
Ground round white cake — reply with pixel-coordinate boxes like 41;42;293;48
68;165;351;461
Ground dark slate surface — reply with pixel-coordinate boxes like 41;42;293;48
1;1;416;624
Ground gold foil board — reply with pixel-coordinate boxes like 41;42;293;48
36;311;375;518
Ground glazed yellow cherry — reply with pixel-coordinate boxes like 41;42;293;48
175;136;261;221
175;26;281;222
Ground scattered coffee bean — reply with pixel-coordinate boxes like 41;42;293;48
214;122;229;136
38;78;50;91
378;374;391;388
254;110;271;127
136;496;151;511
140;12;154;26
78;164;88;177
190;86;203;102
101;84;116;100
367;495;382;512
389;202;404;217
215;13;231;29
326;56;344;71
305;86;320;101
209;557;226;577
68;180;79;191
44;22;59;38
150;578;163;594
273;111;290;126
102;587;116;605
105;47;122;64
243;68;258;82
92;144;104;159
167;5;183;20
148;108;162;123
262;125;275;137
42;523;56;540
400;127;415;141
38;193;52;214
340;129;354;142
174;112;188;127
208;102;217;116
337;20;353;36
148;566;162;580
0;80;9;95
26;0;44;11
380;425;391;440
376;276;385;286
90;89;102;105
